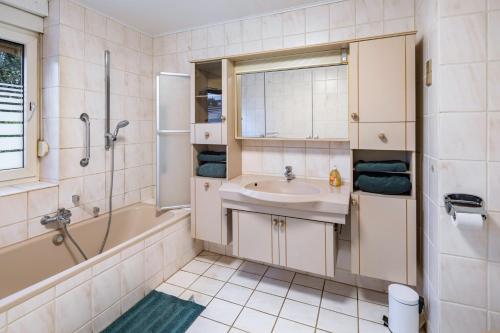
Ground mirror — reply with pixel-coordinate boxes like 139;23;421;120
237;65;348;140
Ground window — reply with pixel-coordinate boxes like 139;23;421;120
0;25;38;183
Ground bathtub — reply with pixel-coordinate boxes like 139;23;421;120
0;203;202;333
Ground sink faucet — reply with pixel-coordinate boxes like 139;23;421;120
41;208;72;226
284;165;295;181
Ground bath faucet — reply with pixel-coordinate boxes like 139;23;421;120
41;208;72;226
284;165;295;181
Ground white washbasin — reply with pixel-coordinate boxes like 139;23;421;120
241;180;321;203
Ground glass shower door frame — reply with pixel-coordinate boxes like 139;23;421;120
156;72;191;211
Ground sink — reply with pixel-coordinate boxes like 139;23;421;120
241;180;321;203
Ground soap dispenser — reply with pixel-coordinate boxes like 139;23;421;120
329;166;341;187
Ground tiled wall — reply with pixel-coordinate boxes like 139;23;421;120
41;0;155;225
0;216;203;333
418;0;500;332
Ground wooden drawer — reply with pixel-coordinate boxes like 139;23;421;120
194;123;222;144
359;122;406;150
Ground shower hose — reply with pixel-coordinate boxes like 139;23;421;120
63;139;116;261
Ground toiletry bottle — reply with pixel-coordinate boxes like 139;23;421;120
329;166;341;187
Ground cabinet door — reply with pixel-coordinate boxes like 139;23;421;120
284;217;326;276
358;36;406;122
194;178;223;243
359;195;407;283
237;211;275;265
194;123;222;144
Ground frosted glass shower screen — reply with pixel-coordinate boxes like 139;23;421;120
156;73;190;210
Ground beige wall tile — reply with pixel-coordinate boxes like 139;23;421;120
488;162;500;211
330;0;355;28
28;187;58;218
60;0;84;31
489;11;500;61
440;0;486;16
439;63;486;112
0;193;27;227
191;28;208;50
55;281;91;333
262;14;282;39
488;61;500;110
59;24;84;60
384;0;414;20
242;18;262;42
356;0;383;24
7;302;55;333
92;265;121;315
0;222;27;248
440;254;487;308
440;301;487;333
438;160;486;200
84;8;106;39
440;13;486;64
305;5;330;32
283;10;306;36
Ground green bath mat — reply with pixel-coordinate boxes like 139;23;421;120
102;291;205;333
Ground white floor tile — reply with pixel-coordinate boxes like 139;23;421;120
358;288;388;305
265;267;295;283
234;307;277;333
195;251;221;264
239;261;268;276
292;273;324;290
229;271;262;289
201;298;243;326
279;299;319;327
215;256;243;269
189;276;225;296
182;260;212;275
316;308;358;333
359;319;391;333
273;318;315;333
256;277;291;297
321;291;358;317
287;284;322;306
166;271;199;288
229;328;246;333
203;265;236;282
186;316;229;333
358;300;388;324
246;290;285;316
324;280;358;299
155;283;184;297
179;290;213;306
216;283;253;305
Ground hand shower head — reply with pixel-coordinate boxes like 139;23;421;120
111;120;129;139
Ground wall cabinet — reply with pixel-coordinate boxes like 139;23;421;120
349;35;416;151
232;210;336;277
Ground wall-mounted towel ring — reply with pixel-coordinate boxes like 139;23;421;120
80;113;90;167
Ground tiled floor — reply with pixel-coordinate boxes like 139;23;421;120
155;251;392;333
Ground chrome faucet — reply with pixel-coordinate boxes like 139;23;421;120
284;165;295;181
41;208;72;226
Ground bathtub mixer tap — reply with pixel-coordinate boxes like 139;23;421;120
40;208;72;226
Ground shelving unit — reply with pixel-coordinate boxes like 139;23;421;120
190;59;242;245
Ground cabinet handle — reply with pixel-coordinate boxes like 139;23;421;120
377;133;387;141
204;131;210;139
273;218;278;226
306;135;312;139
351;198;357;206
350;113;358;121
314;135;319;139
204;182;210;190
220;115;226;122
279;220;285;228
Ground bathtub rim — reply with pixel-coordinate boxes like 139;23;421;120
0;203;191;313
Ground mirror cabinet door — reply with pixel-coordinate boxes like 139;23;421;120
238;65;348;140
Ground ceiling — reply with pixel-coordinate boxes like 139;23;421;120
75;0;330;36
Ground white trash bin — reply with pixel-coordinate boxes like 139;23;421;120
388;284;419;333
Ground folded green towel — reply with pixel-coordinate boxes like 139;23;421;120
197;163;226;178
355;160;408;173
198;151;226;163
355;174;411;195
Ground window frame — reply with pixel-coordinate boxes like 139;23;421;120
0;23;38;184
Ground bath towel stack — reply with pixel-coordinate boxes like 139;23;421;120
196;151;226;178
354;160;411;195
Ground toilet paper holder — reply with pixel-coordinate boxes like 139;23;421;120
444;193;487;221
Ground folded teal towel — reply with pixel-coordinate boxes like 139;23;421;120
355;174;411;195
198;151;226;163
355;160;408;173
197;163;226;178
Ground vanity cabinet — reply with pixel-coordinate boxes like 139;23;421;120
232;210;336;277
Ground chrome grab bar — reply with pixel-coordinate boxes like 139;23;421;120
80;113;90;167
